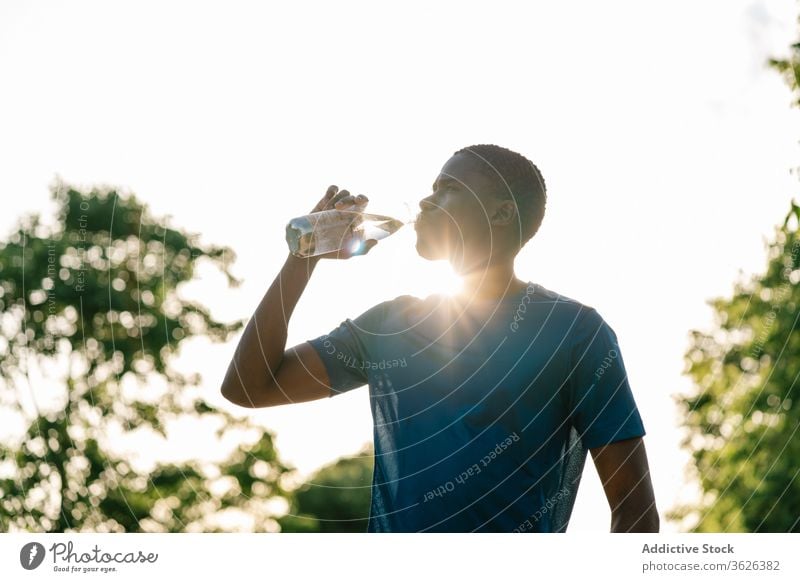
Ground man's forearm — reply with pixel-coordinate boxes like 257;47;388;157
221;252;318;405
610;505;660;533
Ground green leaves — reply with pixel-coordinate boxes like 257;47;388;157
278;444;374;533
672;200;800;532
0;179;288;532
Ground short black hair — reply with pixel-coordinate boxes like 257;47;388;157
453;144;547;250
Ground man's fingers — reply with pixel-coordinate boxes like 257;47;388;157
311;185;369;214
333;189;353;208
335;192;370;210
311;185;339;212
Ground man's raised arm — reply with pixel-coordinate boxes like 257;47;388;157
219;185;377;408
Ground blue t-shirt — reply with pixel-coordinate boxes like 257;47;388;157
307;282;645;532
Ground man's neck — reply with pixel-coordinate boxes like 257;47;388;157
453;258;527;302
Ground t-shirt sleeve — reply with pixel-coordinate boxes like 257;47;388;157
566;307;646;449
306;300;388;397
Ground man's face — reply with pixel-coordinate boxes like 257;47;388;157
415;152;516;269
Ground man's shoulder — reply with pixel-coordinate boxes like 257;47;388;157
532;284;624;349
375;293;423;313
382;285;602;319
531;283;597;317
370;285;607;326
350;293;421;326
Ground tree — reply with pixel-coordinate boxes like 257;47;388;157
670;13;800;534
279;443;373;532
769;40;800;110
0;180;293;532
670;201;800;532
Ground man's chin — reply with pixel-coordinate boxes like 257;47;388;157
415;239;443;261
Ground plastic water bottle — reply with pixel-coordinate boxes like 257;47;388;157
285;206;414;258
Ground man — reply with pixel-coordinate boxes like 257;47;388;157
220;144;659;533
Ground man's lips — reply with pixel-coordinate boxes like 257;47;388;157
415;213;434;229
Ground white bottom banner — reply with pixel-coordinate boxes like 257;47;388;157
1;533;797;581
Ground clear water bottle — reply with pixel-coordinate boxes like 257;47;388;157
285;206;414;258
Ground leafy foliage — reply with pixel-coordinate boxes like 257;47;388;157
670;13;800;534
279;443;373;533
0;180;292;532
670;200;800;532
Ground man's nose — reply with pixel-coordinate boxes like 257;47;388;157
419;197;435;212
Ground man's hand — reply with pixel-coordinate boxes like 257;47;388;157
309;184;378;260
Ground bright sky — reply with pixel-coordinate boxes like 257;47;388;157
1;0;798;532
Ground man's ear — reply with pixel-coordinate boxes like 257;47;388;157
491;199;518;226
